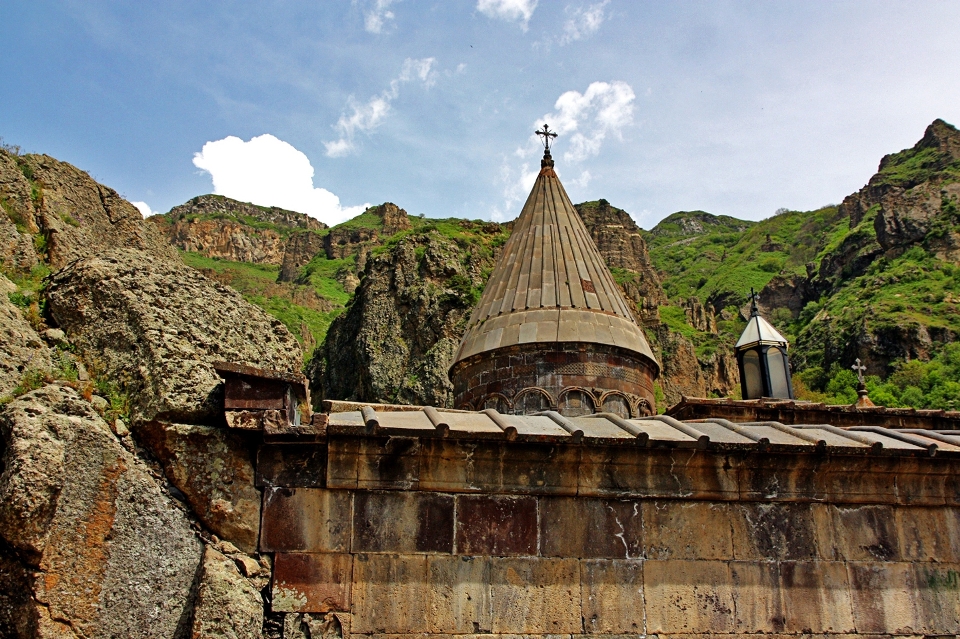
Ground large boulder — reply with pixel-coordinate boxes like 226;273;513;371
46;249;302;424
139;421;262;553
0;384;202;637
191;546;264;639
0;274;50;398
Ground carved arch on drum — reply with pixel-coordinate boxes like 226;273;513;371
556;386;598;417
511;387;555;415
598;391;633;419
480;393;513;414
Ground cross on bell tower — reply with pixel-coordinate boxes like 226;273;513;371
535;124;558;169
851;358;867;385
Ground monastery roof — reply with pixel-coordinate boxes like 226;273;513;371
735;313;788;349
297;400;960;458
451;151;657;369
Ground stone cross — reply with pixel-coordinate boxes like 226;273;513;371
852;358;867;385
535;124;557;151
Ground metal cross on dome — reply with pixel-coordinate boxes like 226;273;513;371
852;358;867;385
535;124;557;151
748;288;761;317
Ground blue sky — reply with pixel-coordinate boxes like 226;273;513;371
3;1;959;228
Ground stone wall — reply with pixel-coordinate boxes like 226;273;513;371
258;433;960;637
450;342;657;417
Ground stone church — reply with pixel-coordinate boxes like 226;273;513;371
221;134;960;638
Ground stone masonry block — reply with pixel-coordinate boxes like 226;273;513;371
580;559;644;634
489;557;581;634
257;443;327;488
425;555;493;634
734;502;817;561
778;560;855;633
895;506;960;562
456;495;538;556
260;488;352;553
578;448;739;500
357;437;420;490
809;456;902;505
848;562;924;634
823;505;901;561
642;501;735;560
326;437;360;489
644;560;735;634
272;553;352;613
914;563;960;635
540;497;642;559
351;554;429;634
353;491;454;554
730;560;784;633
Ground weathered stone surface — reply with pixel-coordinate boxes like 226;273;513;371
644;559;736;633
138;420;262;553
779;561;856;633
425;555;492;633
455;495;537;556
280;230;328;281
46;248;302;423
192;546;264;638
540;497;642;559
0;384;202;637
580;559;644;634
352;554;429;634
488;557;581;634
848;561;925;634
0;274;50;398
272;553;352;613
260;488;352;553
354;491;454;554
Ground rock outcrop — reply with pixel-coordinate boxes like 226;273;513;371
0;274;50;398
46;249;302;424
279;230;328;282
0;384;202;637
191;546;264;639
138;421;262;554
313;230;495;408
0;151;177;269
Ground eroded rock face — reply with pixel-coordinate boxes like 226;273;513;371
314;232;486;408
162;217;287;264
279;230;328;282
139;421;261;553
191;546;264;639
1;153;176;269
0;384;202;638
0;274;50;398
46;249;302;424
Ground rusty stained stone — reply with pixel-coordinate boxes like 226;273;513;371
779;561;856;633
643;559;736;634
356;437;421;490
256;444;327;488
353;491;454;554
455;495;538;556
259;487;352;553
848;561;926;634
272;553;352;613
540;497;642;559
224;409;264;430
488;557;581;634
418;439;578;496
580;559;644;634
577;447;740;500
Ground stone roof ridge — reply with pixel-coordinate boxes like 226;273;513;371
451;150;658;367
316;404;960;457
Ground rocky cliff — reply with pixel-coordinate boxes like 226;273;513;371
0;147;297;637
148;194;326;266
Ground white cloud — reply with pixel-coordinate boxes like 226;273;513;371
539;80;635;163
363;0;396;34
559;1;608;45
132;201;160;217
193;134;369;226
325;57;436;157
477;0;538;31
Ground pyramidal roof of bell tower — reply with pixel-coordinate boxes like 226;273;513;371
450;134;659;372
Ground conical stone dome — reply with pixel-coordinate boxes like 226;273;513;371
449;147;660;417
